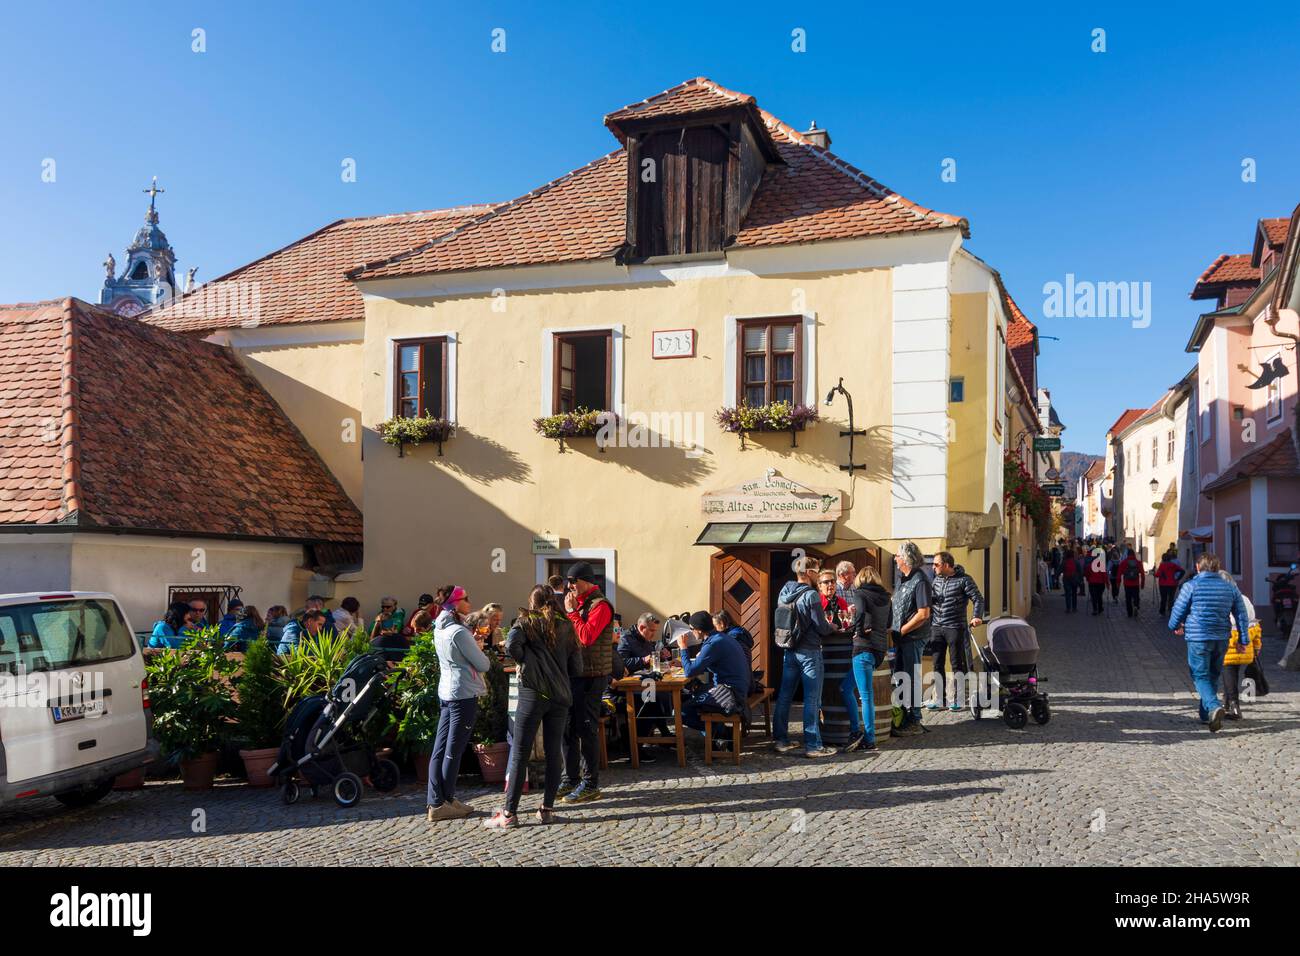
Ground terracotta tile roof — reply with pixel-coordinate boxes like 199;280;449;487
605;77;759;129
353;78;969;281
1191;253;1259;299
1106;408;1146;438
1084;459;1105;483
0;298;362;545
1003;288;1037;396
143;206;494;334
1262;218;1290;249
1203;428;1299;494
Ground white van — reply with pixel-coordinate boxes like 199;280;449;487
0;592;156;808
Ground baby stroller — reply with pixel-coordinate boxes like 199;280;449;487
268;650;399;807
969;617;1050;729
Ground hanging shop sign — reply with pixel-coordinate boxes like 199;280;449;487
702;471;843;523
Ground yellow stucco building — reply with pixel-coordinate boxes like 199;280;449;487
148;78;1045;681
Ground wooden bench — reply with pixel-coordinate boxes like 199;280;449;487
746;687;775;739
702;712;743;765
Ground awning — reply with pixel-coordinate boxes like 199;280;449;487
694;521;835;546
1180;526;1213;542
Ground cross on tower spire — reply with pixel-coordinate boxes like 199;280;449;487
143;176;164;222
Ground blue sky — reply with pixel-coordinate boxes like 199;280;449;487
3;1;1299;452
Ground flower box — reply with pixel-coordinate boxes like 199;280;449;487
532;407;616;452
377;415;454;457
714;401;818;448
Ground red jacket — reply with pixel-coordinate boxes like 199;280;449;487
1118;557;1146;588
1155;561;1184;587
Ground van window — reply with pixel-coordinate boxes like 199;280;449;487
0;599;135;674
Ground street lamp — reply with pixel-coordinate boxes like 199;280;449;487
825;377;866;472
1149;479;1159;495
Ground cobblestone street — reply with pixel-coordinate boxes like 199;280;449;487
3;593;1298;866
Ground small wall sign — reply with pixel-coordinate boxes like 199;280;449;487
532;533;560;555
652;329;695;359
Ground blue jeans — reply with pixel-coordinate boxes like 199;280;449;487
893;638;925;725
427;697;478;807
1187;640;1227;720
774;648;825;752
850;650;877;744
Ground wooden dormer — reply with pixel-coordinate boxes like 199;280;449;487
605;79;784;261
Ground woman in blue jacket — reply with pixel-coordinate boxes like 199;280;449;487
148;602;191;649
1168;552;1250;732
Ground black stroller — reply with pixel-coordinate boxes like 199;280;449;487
268;650;400;807
969;617;1050;729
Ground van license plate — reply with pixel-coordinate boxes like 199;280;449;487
52;700;105;723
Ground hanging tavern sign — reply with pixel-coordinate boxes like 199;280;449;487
701;471;843;523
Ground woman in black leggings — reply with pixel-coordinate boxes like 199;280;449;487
483;586;581;829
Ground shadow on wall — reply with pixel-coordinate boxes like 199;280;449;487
734;422;894;486
237;351;363;505
392;425;533;485
562;428;717;487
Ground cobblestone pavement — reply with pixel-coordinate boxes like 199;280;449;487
2;593;1298;866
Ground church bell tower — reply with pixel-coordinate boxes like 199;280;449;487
99;177;179;317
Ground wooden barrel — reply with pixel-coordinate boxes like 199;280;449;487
820;634;853;746
873;664;893;741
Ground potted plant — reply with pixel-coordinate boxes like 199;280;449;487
276;626;371;709
715;400;819;449
235;639;284;787
144;627;238;790
377;414;455;457
388;631;442;784
471;653;510;783
532;407;616;453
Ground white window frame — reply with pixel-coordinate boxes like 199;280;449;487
385;332;458;423
722;312;817;407
540;324;624;417
535;547;617;608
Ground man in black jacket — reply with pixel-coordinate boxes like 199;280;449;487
927;552;985;712
615;612;669;760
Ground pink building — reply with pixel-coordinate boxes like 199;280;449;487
1184;209;1300;621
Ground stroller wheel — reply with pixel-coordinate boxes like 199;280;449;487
1004;702;1028;730
370;758;400;793
333;772;363;808
281;780;300;805
1031;699;1051;725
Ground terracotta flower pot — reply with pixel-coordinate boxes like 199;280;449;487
112;766;146;791
239;747;280;788
180;752;220;791
474;742;510;784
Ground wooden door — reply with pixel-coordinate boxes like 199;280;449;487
709;548;770;685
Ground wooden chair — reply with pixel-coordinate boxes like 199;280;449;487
702;712;743;765
746;687;775;739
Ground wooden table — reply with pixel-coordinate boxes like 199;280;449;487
612;672;689;768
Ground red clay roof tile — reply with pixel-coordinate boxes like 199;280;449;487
0;298;361;544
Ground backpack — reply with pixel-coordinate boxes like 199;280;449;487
1063;558;1078;577
1123;559;1140;584
774;585;812;650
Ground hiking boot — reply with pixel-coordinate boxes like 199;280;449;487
805;746;838;758
1227;702;1242;720
859;740;880;754
562;782;602;804
774;740;800;754
1208;706;1225;733
894;722;924;737
482;810;517;829
555;780;578;799
841;732;865;753
536;807;557;824
427;802;460;822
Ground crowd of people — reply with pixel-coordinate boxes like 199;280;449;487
1042;538;1268;733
